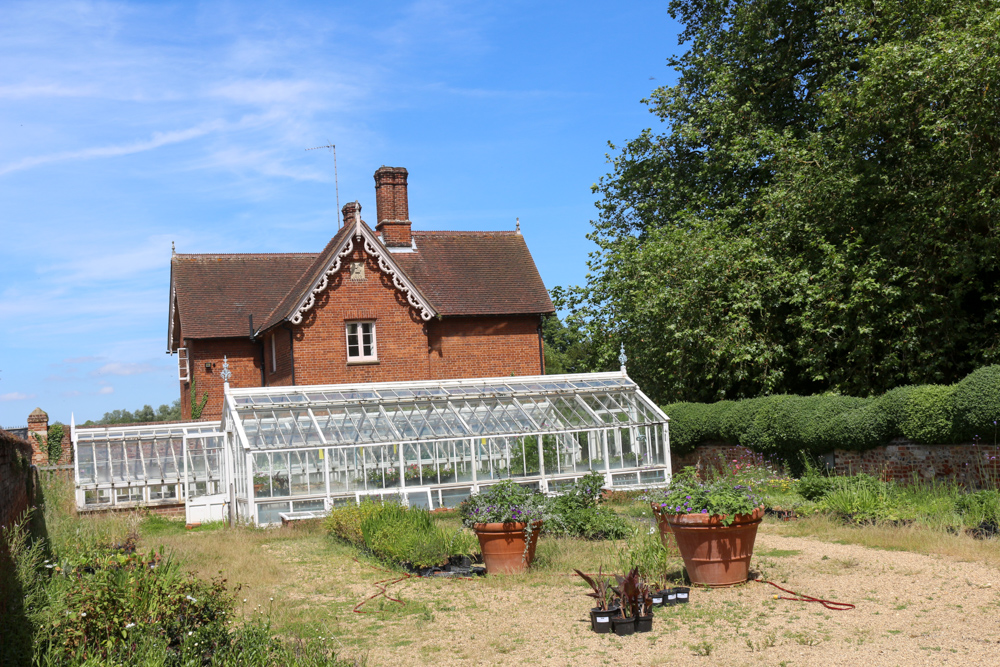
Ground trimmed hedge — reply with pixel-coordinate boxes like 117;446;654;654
664;365;1000;460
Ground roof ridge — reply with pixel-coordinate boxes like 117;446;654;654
174;252;319;258
412;230;519;236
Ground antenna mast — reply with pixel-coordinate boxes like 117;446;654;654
306;142;341;228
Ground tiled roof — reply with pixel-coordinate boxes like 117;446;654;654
171;253;317;339
172;227;553;344
396;232;554;316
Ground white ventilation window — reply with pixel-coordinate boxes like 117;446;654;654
178;347;189;381
346;322;377;362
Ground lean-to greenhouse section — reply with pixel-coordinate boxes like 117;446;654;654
73;372;671;525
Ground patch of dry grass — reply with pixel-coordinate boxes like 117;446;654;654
773;513;1000;568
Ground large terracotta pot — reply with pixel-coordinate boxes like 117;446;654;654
663;507;764;587
650;503;677;552
473;521;542;574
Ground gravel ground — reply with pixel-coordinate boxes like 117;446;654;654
326;523;1000;666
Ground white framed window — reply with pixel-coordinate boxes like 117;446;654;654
346;321;377;362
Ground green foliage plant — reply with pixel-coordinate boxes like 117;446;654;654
190;379;209;420
663;366;1000;462
648;468;764;526
562;0;1000;404
46;422;64;462
358;502;476;570
544;472;631;540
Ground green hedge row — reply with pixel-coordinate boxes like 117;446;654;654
663;365;1000;459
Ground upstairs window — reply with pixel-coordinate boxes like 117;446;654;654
346;322;377;362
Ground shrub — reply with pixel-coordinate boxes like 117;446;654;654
544;472;631;540
324;499;383;546
662;365;1000;457
951;365;1000;443
359;502;476;569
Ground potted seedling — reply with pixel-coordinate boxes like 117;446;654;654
611;568;648;636
575;567;619;634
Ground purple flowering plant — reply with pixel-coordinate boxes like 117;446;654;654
458;479;549;529
648;467;764;526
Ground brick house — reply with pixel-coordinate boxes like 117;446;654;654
168;166;555;420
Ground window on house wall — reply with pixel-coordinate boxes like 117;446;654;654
346;322;377;362
270;335;277;373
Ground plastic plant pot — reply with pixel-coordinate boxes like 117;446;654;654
635;614;653;633
651;592;664;607
664;588;677;606
674;586;690;603
590;607;615;634
611;616;635;637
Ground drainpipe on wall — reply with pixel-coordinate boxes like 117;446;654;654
249;315;266;387
537;317;545;375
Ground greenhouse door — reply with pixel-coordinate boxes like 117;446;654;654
183;433;228;525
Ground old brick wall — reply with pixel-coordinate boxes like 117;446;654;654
427;315;543;378
0;429;34;530
181;338;261;420
264;327;294;386
672;441;1000;486
292;245;431;385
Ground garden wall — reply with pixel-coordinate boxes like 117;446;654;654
671;440;1000;486
0;428;36;531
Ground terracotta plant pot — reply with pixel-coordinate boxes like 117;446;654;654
473;521;542;574
664;507;764;588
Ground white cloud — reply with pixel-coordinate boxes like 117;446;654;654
98;386;114;395
0;392;35;401
0;121;227;176
93;362;157;377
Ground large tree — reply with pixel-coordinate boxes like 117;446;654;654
565;0;1000;403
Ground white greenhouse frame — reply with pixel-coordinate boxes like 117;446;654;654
73;372;671;525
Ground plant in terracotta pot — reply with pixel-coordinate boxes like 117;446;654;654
648;467;765;587
458;480;549;574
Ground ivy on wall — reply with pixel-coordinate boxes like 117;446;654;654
190;379;209;420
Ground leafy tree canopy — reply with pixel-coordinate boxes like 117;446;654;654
83;400;182;426
562;0;1000;403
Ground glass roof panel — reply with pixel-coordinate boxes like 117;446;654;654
225;373;666;450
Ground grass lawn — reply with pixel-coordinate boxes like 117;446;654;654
134;508;1000;666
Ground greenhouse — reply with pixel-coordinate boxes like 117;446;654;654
73;371;671;526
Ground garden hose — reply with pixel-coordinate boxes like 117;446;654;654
757;580;855;611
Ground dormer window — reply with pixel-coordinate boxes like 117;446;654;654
346;322;377;362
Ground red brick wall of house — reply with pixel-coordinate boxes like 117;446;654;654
265;328;294;386
427;315;542;378
291;245;433;385
180;338;261;420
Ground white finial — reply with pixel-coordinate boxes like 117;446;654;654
619;343;627;375
353;200;362;240
220;355;232;383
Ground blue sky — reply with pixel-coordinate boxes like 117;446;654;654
0;0;683;426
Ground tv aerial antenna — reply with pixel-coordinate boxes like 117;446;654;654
306;142;341;228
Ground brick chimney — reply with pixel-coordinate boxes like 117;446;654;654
373;166;411;247
342;200;362;228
